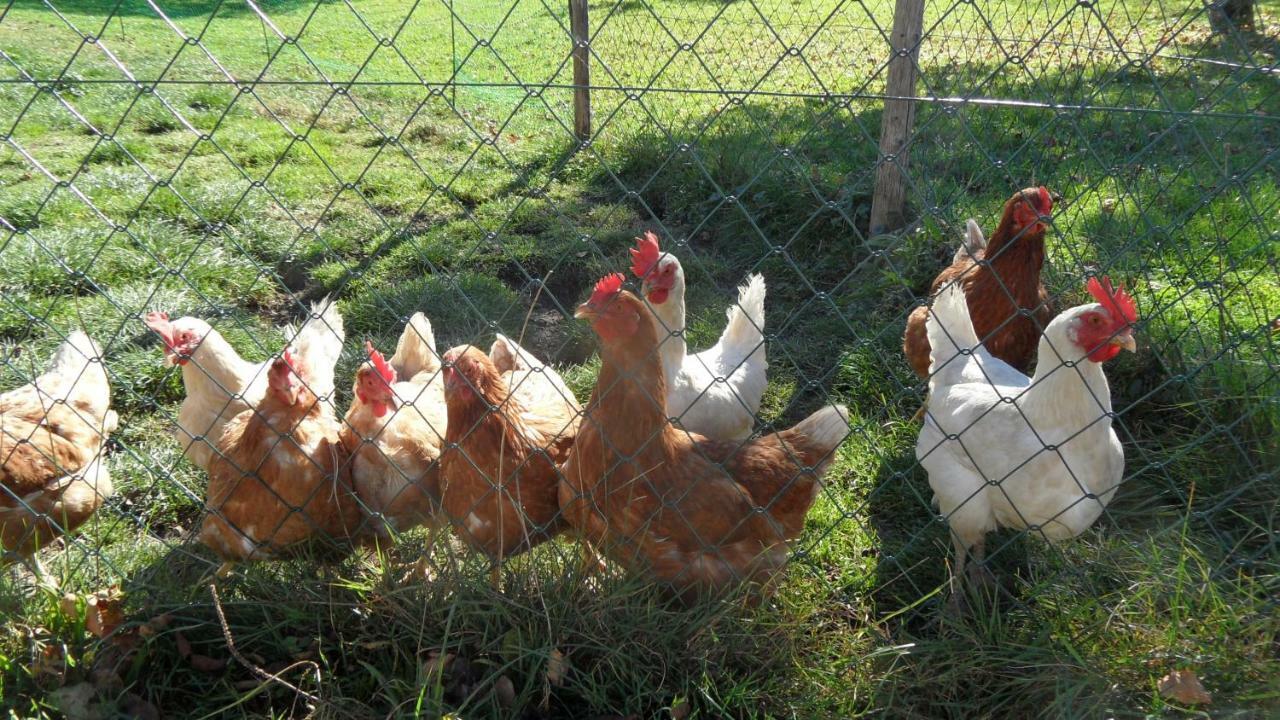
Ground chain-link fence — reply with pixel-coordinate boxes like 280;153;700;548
1;0;1276;716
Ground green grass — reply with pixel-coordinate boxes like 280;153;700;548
2;0;1278;717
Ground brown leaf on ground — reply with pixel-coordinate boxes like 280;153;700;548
173;631;226;673
121;693;161;720
174;631;192;659
1159;669;1212;705
188;653;228;673
546;648;567;687
495;674;516;707
85;586;125;639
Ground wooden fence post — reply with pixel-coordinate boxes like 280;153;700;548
869;0;925;236
570;0;591;142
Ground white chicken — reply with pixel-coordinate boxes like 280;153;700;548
917;276;1138;594
628;231;767;440
143;298;344;473
1;331;117;589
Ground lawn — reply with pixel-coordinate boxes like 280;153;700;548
1;0;1277;717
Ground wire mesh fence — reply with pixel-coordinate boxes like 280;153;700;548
0;0;1276;716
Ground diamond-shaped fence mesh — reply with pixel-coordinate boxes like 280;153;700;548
0;0;1276;716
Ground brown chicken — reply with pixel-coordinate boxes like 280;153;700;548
903;186;1054;378
439;337;581;583
2;332;117;589
559;273;849;600
200;350;360;576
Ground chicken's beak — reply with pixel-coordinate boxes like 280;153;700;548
574;303;595;321
1111;330;1137;353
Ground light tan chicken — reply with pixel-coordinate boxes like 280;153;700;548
1;331;116;590
560;274;849;601
340;329;447;544
200;350;360;576
439;336;581;586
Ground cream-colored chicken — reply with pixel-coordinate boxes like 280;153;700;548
340;315;447;542
1;331;117;589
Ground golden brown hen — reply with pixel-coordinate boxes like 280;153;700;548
559;274;849;600
439;338;581;583
1;332;116;589
200;350;360;576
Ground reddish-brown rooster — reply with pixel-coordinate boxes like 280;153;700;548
559;273;849;600
200;350;360;576
903;187;1054;378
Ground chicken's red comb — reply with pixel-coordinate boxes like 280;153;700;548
365;340;395;384
1087;276;1138;324
589;272;625;306
629;231;661;278
280;347;297;372
1034;186;1053;215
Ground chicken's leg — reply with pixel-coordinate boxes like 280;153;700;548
965;538;994;589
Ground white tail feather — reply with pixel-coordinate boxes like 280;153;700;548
792;404;850;454
490;333;540;374
716;273;767;367
390;312;440;379
924;282;979;383
286;296;345;400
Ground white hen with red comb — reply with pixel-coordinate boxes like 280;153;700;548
917;277;1138;594
629;232;767;441
143;298;345;473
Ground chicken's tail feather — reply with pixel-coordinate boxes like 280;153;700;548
42;331;108;407
951;218;987;264
925;282;978;384
390;312;440;379
717;273;767;368
490;333;539;374
286;296;345;400
788;404;850;469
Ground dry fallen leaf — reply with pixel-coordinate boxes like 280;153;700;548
175;631;192;659
188;653;228;673
121;693;160;720
60;592;80;620
671;698;691;720
173;631;226;672
1159;669;1212;705
85;586;125;639
423;651;454;679
1100;197;1118;214
546;648;567;687
137;614;172;639
494;674;516;707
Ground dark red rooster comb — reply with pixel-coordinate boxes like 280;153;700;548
365;340;395;384
589;272;625;307
629;231;661;278
1034;186;1052;215
1087;276;1138;325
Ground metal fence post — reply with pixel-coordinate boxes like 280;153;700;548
869;0;924;236
570;0;591;142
